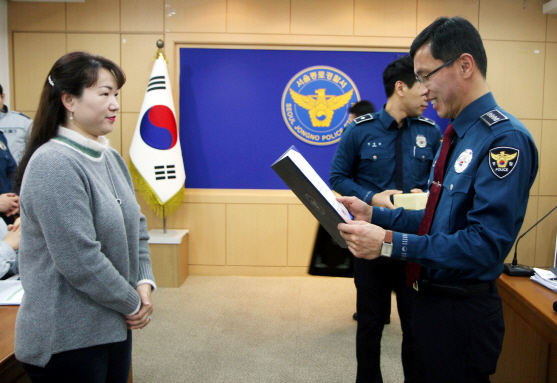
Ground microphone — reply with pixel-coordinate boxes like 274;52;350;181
504;204;557;277
553;301;557;313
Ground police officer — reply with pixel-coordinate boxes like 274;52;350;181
337;17;538;383
0;86;21;220
0;84;32;163
330;55;441;383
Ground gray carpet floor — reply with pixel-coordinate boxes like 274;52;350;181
132;276;404;383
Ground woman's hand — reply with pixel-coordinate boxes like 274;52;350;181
126;283;153;330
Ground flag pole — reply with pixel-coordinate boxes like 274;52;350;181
156;38;167;235
163;206;167;234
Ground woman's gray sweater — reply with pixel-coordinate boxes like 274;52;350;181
15;128;155;367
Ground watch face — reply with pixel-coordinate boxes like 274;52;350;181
381;243;393;257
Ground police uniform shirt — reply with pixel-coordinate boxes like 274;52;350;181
372;92;538;281
0;105;32;163
0;131;17;194
330;107;442;204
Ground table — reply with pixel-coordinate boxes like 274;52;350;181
0;306;28;382
492;273;557;382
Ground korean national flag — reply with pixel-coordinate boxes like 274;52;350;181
129;54;186;218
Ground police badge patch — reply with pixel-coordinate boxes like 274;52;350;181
455;149;473;173
416;135;427;148
489;147;519;179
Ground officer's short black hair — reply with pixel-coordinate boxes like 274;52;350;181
349;100;375;117
383;55;417;98
0;84;3;95
410;16;487;78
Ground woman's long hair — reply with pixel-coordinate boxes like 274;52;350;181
13;52;126;194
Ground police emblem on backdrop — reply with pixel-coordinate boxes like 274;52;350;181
416;134;427;148
489;147;519;179
454;149;473;173
281;66;360;146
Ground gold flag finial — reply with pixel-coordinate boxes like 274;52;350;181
154;39;167;62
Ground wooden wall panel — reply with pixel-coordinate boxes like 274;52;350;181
227;0;291;34
164;0;227;33
484;41;544;120
13;33;66;112
355;0;417;38
539;120;557;196
522;119;541;196
535;196;557;267
548;15;557;42
66;33;121;64
417;0;479;32
166;203;227;265
66;0;120;32
120;34;164;113
120;112;138;165
479;0;546;42
226;204;288;266
287;205;318;267
544;43;557;120
291;0;353;36
121;0;164;33
8;2;65;32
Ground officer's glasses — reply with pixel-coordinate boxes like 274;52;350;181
415;55;462;86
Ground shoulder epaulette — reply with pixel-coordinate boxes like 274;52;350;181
480;109;508;127
354;113;374;124
15;111;31;120
417;116;436;126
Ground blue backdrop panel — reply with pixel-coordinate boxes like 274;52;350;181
179;48;449;189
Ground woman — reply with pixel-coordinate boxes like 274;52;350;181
14;52;155;382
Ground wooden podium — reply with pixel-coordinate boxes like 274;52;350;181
493;273;557;382
148;229;189;288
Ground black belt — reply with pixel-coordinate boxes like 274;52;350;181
413;279;495;298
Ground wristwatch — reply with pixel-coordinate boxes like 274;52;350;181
380;230;393;257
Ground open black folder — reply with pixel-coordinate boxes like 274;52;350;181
272;146;352;249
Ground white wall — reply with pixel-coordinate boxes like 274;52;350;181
0;0;9;107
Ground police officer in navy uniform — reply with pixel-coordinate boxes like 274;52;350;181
330;55;441;383
0;84;32;164
0;132;17;194
0;86;21;223
337;17;538;383
0;130;19;223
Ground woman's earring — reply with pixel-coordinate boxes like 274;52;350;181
69;111;73;120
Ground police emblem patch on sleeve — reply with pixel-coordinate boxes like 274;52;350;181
489;147;519;179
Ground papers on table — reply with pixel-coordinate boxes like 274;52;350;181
0;279;23;305
531;268;557;293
